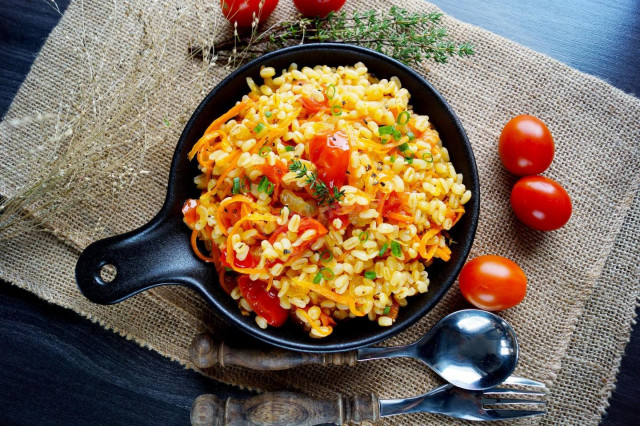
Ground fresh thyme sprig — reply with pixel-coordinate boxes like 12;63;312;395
289;160;345;206
191;7;474;68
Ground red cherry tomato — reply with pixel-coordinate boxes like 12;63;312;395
293;0;346;17
459;255;527;311
220;0;279;28
237;276;288;326
308;131;350;189
498;115;554;175
511;175;572;231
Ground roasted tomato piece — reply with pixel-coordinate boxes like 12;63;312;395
308;131;350;189
237;276;288;326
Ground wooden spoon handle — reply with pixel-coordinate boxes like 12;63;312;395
190;392;379;426
190;333;358;370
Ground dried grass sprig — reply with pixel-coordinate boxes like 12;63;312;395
0;1;224;242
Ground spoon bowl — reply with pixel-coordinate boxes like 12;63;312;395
358;309;518;390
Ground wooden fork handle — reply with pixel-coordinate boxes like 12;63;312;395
191;392;379;426
190;333;358;370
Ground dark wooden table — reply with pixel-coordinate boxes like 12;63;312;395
1;1;638;424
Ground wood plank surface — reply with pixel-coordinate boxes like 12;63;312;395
0;0;638;425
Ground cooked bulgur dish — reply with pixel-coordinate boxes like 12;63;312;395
182;63;471;338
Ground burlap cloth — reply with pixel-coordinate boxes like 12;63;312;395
1;0;639;424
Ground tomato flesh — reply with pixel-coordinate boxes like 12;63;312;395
300;95;327;113
510;175;572;231
293;0;346;17
309;131;350;189
237;276;288;326
220;0;279;27
220;247;260;270
458;255;527;311
498;115;554;175
182;199;199;227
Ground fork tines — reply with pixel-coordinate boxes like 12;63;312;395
481;379;547;420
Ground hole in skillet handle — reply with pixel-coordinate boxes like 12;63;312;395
98;263;117;284
170;43;480;353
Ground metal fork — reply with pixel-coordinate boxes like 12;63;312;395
191;376;546;425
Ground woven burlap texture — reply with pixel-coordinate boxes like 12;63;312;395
1;0;639;424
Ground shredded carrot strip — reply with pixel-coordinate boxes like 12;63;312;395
208;151;242;196
297;309;332;336
190;229;216;263
203;100;249;136
418;227;441;259
387;211;414;223
434;246;452;262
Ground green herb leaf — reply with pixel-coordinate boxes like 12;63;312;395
284;145;294;152
383;306;390;314
391;240;402;258
364;271;377;279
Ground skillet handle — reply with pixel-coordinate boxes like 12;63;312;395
75;215;210;304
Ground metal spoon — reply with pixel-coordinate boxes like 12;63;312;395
191;309;519;390
357;309;519;390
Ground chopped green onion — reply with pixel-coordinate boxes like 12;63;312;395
407;131;415;141
265;110;273;118
364;271;377;280
405;156;414;165
313;273;322;284
258;176;274;195
331;105;342;116
225;267;233;272
390;155;396;163
285;145;294;152
378;243;389;257
325;84;336;100
393;130;403;141
398;142;410;152
359;231;369;242
320;267;334;280
259;146;271;157
378;125;395;136
423;152;434;163
396;111;411;125
320;250;333;263
391;240;402;258
254;123;265;133
383;306;390;314
232;177;242;195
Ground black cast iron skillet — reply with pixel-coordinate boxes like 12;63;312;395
75;43;479;353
